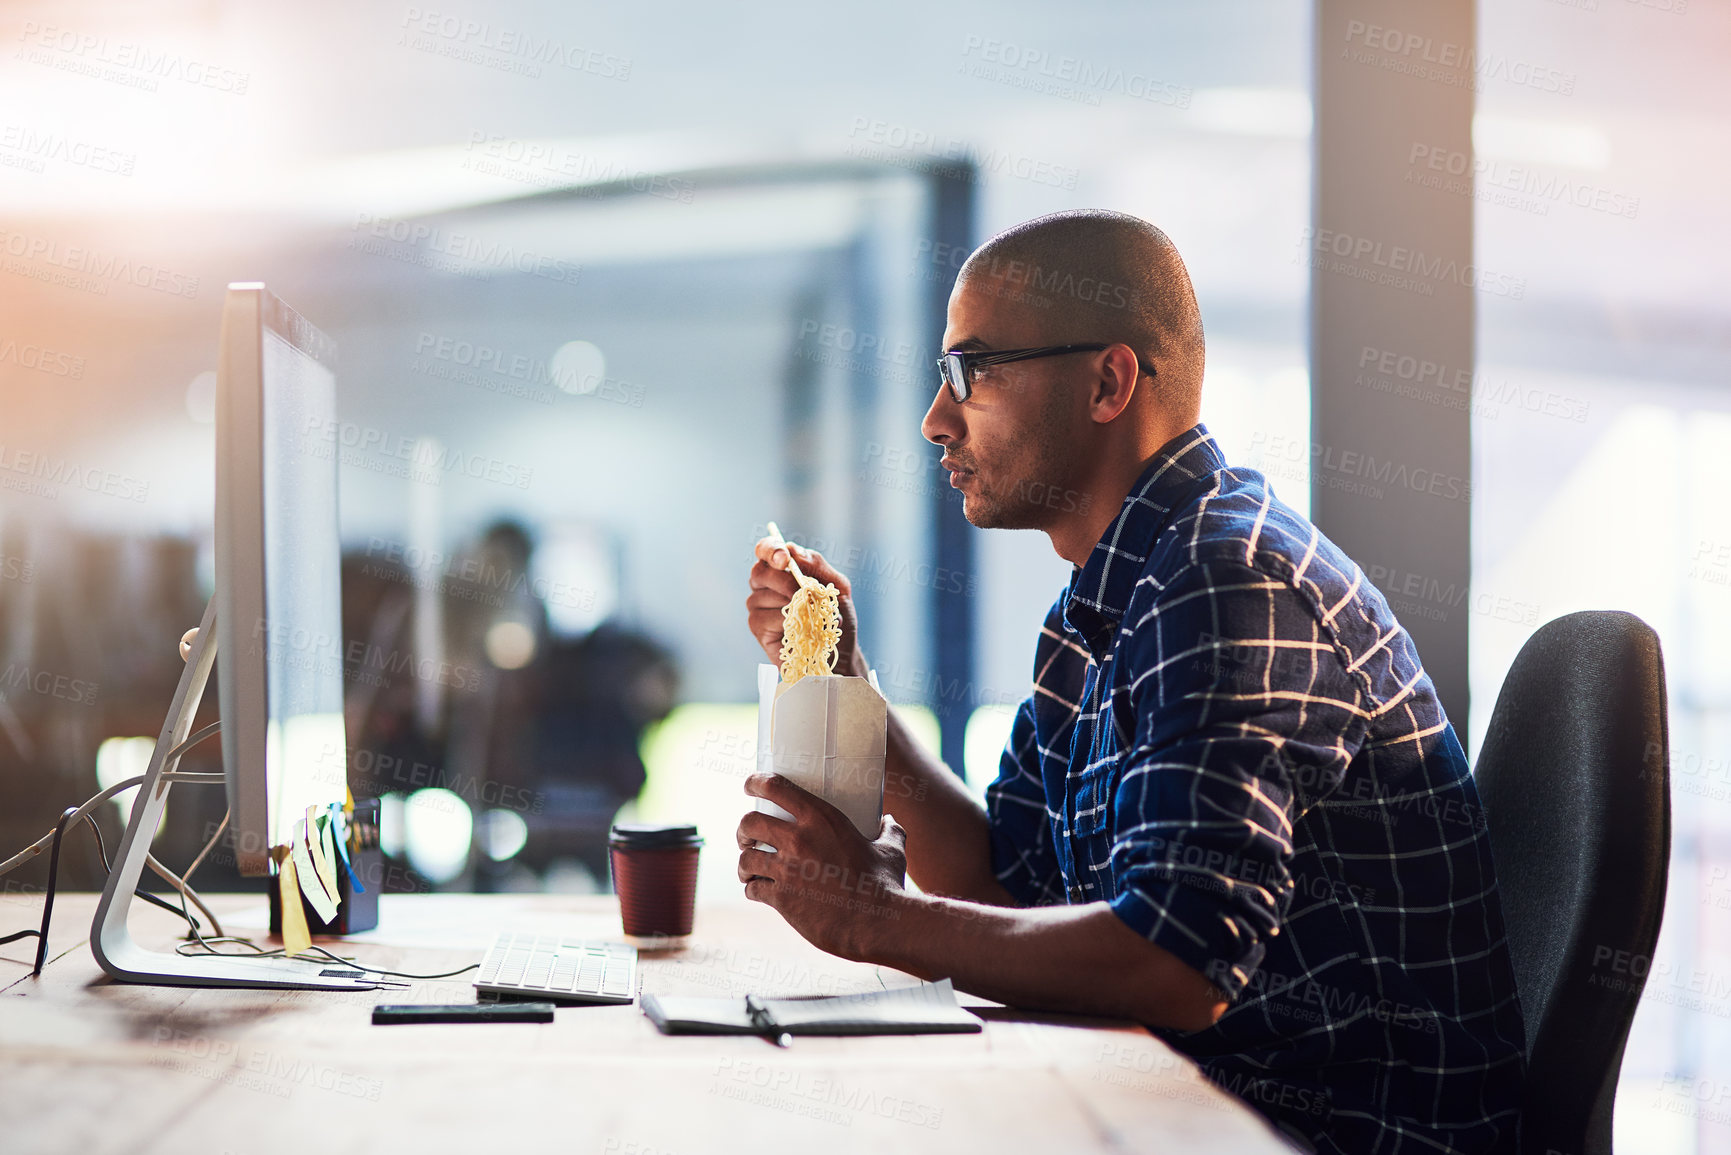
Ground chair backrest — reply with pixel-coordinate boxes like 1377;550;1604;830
1474;611;1670;1155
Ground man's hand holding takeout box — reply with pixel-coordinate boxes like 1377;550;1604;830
738;537;908;959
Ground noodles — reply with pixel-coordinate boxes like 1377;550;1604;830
764;521;842;682
779;579;842;683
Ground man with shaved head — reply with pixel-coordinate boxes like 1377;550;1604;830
741;211;1525;1154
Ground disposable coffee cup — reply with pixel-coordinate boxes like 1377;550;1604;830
609;823;703;945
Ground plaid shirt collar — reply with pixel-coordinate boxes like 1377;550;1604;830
1063;423;1226;656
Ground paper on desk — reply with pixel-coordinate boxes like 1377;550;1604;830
276;850;312;957
764;978;977;1029
292;817;338;923
643;979;982;1036
754;664;886;839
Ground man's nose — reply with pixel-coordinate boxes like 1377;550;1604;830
921;383;959;446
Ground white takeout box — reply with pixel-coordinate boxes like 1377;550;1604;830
755;664;887;838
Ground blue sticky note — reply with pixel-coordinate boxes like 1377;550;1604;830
329;803;364;893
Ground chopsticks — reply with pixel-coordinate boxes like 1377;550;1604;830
765;522;817;589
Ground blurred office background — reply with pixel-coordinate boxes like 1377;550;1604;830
0;1;1726;1150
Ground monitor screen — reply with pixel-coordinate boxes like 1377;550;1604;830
217;284;347;876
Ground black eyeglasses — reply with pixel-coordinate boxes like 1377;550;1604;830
934;343;1155;403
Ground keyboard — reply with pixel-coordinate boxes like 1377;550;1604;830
473;932;638;1004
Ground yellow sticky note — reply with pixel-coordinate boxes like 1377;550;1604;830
278;852;312;957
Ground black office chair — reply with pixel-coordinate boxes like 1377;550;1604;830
1474;611;1671;1155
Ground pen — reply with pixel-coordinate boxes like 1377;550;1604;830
744;994;792;1048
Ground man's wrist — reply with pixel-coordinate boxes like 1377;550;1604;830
849;883;926;966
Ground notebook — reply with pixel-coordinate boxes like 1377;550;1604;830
642;978;983;1037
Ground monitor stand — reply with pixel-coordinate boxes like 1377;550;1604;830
90;597;377;990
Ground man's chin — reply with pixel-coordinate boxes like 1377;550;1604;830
960;492;1039;531
959;492;993;528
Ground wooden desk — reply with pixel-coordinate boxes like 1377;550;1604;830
0;892;1290;1154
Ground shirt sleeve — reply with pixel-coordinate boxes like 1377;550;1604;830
1105;559;1367;1002
985;695;1066;906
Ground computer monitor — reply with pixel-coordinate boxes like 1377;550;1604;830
90;284;372;990
215;284;347;877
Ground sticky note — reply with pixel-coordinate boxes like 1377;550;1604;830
329;805;351;866
318;816;345;914
309;806;342;914
331;840;361;894
329;805;364;894
303;814;340;916
277;851;312;957
292;818;338;923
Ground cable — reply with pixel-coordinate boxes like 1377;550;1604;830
182;810;227;881
0;718;225;969
0;809;186;965
0;724;220;882
131;722;224;935
1;808;78;973
0;786;211;965
295;946;480;980
164;720;222;765
0;776;144;880
173;935;271;956
79;792;208;936
82;813;109;868
154;813;229;939
147;854;221;936
171;936;479;980
77;810;191;923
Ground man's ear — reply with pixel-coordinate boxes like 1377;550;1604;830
1087;344;1142;425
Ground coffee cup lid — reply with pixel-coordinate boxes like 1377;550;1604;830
610;822;703;849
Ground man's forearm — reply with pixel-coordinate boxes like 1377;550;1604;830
882;709;1013;905
866;893;1228;1033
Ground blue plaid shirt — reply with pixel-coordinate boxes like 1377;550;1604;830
987;425;1526;1154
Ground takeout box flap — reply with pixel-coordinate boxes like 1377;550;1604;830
771;675;887;756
